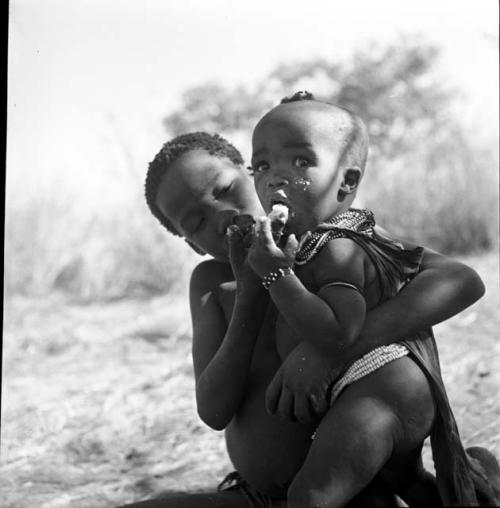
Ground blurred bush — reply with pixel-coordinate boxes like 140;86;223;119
164;35;499;255
4;189;199;301
5;35;498;300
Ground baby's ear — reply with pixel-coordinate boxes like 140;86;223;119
338;167;362;201
184;239;207;256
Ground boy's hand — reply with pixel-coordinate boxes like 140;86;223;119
248;217;298;278
226;225;261;294
265;342;346;424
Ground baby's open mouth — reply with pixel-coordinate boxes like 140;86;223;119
268;203;289;241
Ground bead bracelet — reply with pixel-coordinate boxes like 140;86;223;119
261;266;294;290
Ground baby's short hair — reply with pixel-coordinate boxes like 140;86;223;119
145;132;244;236
279;91;369;171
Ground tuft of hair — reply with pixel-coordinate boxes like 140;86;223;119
280;90;315;103
145;132;243;236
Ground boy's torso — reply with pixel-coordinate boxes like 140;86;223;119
209;264;317;497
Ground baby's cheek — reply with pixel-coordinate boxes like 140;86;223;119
292;176;312;192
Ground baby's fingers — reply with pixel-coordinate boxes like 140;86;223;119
283;234;299;261
309;390;328;417
254;217;275;247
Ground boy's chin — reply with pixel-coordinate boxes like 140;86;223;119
209;250;230;263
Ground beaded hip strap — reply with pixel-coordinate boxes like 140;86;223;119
329;344;409;405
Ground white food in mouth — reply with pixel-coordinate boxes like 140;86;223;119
268;204;289;241
268;203;289;225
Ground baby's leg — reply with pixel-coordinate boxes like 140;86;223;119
287;357;435;508
382;448;441;506
287;395;400;508
345;476;400;507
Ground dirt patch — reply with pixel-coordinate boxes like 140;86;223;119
1;253;498;507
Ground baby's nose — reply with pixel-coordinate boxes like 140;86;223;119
268;174;290;188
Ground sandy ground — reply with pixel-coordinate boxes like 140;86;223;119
1;252;499;508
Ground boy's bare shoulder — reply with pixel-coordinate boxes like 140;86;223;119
190;259;234;295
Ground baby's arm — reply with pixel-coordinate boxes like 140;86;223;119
190;258;268;431
266;238;485;422
249;218;368;354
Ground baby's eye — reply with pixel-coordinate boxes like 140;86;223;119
293;156;312;168
250;161;269;174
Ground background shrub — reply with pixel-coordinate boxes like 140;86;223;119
5;35;498;300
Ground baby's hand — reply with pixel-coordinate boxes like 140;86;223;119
248;217;298;278
266;342;345;424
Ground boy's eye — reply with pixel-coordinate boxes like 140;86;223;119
214;183;233;200
293;156;312;168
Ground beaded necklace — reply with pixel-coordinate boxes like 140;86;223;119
295;208;375;265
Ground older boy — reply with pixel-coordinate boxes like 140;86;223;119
121;131;491;507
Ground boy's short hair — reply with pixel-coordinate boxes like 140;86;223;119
279;91;369;171
145;132;244;236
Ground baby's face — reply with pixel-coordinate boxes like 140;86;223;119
155;149;264;261
251;104;346;236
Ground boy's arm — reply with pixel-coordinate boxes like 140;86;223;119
249;218;367;354
191;238;268;431
338;236;486;363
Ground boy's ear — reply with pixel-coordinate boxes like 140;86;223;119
184;239;207;256
338;167;362;201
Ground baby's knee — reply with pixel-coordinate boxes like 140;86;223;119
287;482;326;508
287;473;343;508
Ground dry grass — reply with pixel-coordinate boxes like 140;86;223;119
1;253;499;507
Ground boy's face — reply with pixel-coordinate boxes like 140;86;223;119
155;149;264;261
251;104;348;236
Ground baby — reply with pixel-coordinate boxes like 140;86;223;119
246;91;499;507
119;130;497;507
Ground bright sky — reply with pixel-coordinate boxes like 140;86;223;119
7;0;499;209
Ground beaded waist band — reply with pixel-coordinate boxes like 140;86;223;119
329;344;409;405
